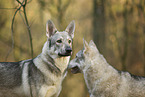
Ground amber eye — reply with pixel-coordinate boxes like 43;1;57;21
68;40;71;44
57;39;62;43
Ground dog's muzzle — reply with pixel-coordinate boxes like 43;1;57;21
58;47;72;57
65;47;72;53
68;61;81;74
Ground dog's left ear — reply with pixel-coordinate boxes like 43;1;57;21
65;20;75;38
46;20;57;38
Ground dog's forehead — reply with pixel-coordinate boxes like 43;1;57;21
52;31;71;40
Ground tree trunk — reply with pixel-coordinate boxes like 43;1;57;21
92;0;105;53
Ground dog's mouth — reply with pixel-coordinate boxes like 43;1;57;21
58;52;72;57
71;66;81;74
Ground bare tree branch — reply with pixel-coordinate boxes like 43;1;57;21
5;0;33;60
22;0;33;58
0;8;17;10
5;3;23;61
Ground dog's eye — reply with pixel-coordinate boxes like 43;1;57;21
57;39;62;43
68;40;71;44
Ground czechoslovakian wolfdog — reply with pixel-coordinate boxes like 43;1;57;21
0;20;75;97
69;40;145;97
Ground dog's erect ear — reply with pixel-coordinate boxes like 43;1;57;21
65;20;75;38
89;40;99;52
83;39;89;53
89;40;96;48
46;20;57;38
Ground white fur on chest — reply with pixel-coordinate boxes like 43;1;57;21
54;56;70;73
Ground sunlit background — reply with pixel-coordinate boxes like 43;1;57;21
0;0;145;97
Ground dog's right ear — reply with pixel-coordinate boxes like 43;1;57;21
46;20;57;38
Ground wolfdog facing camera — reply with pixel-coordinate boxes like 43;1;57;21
0;20;75;97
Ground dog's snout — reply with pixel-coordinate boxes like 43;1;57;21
65;47;72;53
58;47;72;56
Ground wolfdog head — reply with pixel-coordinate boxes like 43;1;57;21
68;40;99;73
42;20;75;58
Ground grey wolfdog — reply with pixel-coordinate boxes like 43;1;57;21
0;20;75;97
69;40;145;97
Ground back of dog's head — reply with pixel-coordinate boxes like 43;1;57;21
69;40;99;74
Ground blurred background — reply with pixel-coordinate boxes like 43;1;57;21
0;0;145;97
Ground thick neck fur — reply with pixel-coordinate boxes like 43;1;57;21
82;52;119;94
42;41;70;74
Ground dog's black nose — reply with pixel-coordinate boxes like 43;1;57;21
65;47;72;53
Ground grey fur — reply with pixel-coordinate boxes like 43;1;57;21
69;40;145;97
0;20;75;97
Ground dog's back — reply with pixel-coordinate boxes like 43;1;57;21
116;72;145;97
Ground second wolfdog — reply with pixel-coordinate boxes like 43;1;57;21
0;20;75;97
69;40;145;97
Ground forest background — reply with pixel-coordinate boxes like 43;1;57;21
0;0;145;97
